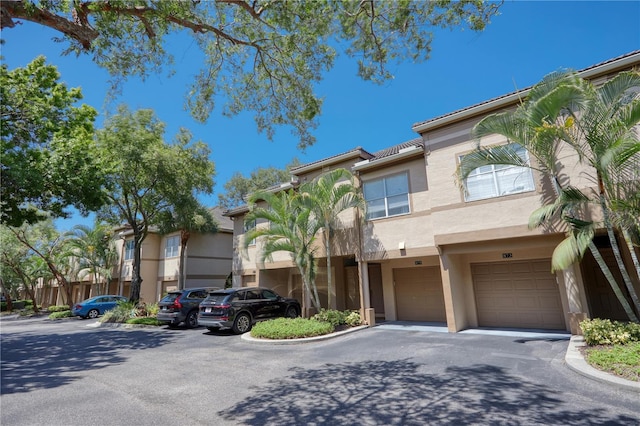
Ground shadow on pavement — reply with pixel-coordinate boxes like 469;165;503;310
219;359;637;425
1;329;176;394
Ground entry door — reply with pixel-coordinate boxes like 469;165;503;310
368;264;385;317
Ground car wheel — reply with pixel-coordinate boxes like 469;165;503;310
87;309;99;319
232;312;252;334
285;306;298;318
185;310;198;328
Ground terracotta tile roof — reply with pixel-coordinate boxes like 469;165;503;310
368;138;424;162
290;146;374;173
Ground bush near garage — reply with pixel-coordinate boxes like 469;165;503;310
312;309;362;327
580;318;640;346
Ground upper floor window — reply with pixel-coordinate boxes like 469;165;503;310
363;172;410;220
165;235;180;258
244;219;256;245
462;144;535;202
124;240;135;260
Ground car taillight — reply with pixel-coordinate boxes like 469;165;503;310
218;304;230;309
173;299;182;309
74;304;81;309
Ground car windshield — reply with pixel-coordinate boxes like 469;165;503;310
160;293;181;302
203;293;229;305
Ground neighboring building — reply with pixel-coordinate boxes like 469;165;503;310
39;207;233;306
226;51;640;333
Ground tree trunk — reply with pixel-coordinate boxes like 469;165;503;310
0;278;14;311
130;233;144;302
179;230;190;290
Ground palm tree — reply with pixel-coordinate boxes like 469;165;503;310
157;199;218;290
457;70;640;322
66;223;119;295
244;189;323;313
302;168;363;309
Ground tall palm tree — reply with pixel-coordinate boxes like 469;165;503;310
457;70;640;322
244;189;323;313
302;168;363;309
66;223;119;295
157;199;218;290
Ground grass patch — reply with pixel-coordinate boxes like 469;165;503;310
48;305;70;313
48;310;74;320
251;317;334;339
584;342;640;382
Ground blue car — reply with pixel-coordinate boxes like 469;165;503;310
72;295;128;319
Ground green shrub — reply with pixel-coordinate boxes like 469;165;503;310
101;301;160;323
101;301;138;323
48;305;70;313
251;317;334;339
126;317;161;326
312;309;362;326
48;310;74;319
580;318;640;346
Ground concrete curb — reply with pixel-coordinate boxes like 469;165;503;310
565;335;640;393
241;325;369;345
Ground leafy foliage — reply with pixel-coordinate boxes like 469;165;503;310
1;57;105;227
250;317;334;339
580;318;640;346
218;159;301;210
1;1;500;148
312;309;362;327
48;310;74;319
96;106;215;301
47;305;70;312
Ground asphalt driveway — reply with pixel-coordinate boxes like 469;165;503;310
1;317;638;425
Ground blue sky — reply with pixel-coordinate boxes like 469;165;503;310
2;1;639;230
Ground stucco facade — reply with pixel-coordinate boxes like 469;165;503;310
226;51;640;333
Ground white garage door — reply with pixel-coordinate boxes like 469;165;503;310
472;259;565;330
394;267;446;322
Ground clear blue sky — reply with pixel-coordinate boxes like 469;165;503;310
2;1;639;230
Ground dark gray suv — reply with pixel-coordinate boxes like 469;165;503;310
198;287;300;334
157;287;219;328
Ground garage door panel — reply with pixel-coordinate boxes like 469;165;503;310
395;267;446;322
472;259;565;330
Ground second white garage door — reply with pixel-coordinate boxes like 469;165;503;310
394;266;446;322
472;259;565;330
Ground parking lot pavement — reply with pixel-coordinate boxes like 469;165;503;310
1;318;639;425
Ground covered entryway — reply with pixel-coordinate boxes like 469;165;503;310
394;266;446;322
472;259;565;330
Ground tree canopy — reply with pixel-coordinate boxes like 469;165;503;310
1;1;501;148
96;106;215;302
0;56;106;227
218;158;301;210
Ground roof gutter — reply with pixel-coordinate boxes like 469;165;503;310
411;52;640;134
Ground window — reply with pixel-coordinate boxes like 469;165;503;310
124;240;135;260
244;219;256;245
462;144;535;202
363;172;410;220
165;235;180;258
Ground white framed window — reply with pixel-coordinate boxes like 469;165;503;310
124;240;135;260
363;172;410;220
462;144;535;202
164;235;180;258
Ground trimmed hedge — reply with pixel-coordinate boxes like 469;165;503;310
251;317;334;339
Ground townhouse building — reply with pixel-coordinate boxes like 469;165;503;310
36;207;233;306
226;51;640;333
